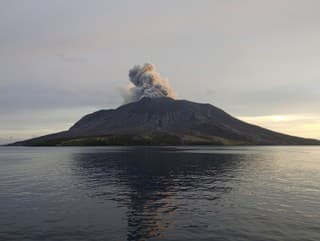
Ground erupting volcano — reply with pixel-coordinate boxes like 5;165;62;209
11;64;320;146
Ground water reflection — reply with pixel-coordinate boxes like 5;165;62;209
71;147;242;241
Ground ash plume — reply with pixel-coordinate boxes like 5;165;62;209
121;63;176;103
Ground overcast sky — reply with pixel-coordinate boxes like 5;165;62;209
1;0;320;144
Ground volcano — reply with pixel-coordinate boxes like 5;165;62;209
11;97;320;146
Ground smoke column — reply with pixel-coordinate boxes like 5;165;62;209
121;63;176;103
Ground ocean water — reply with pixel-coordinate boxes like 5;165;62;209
0;146;319;241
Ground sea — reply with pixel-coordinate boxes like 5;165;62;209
0;146;319;241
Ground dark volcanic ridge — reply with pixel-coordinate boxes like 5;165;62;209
10;97;320;146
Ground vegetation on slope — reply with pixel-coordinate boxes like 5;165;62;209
15;134;248;146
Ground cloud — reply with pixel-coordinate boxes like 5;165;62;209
0;81;111;113
239;114;320;139
121;63;176;103
56;53;86;63
0;0;320;140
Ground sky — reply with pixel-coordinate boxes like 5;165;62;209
0;0;320;144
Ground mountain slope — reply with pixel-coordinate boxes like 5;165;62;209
11;97;320;146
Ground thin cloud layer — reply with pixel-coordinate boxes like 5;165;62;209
0;0;319;140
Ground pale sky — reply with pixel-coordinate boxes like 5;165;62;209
1;0;320;144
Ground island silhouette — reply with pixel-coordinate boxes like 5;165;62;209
10;97;320;146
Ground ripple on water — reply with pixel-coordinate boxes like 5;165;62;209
0;146;319;241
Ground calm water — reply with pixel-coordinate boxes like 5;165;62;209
0;146;319;241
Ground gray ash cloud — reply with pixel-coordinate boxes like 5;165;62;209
121;63;176;103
